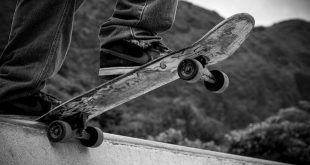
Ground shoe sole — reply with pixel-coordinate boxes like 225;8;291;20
102;48;150;64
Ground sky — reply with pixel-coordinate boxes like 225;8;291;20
186;0;310;26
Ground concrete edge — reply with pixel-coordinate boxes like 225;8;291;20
102;134;288;165
0;117;289;165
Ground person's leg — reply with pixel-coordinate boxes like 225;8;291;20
100;0;179;45
0;0;84;115
98;0;178;77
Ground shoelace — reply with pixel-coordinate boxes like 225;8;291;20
125;39;173;61
149;41;172;55
126;39;172;54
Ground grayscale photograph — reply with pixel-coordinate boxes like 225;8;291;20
0;0;309;165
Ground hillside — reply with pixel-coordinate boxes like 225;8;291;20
1;0;309;143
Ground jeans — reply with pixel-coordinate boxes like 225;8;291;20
0;0;178;103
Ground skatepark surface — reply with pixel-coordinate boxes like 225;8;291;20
0;117;288;165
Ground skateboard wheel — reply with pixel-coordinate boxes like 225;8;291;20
204;70;229;93
47;120;72;142
80;127;104;148
178;59;203;83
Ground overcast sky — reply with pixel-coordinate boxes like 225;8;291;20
185;0;310;26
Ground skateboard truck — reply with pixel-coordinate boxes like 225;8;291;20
177;58;229;93
47;112;104;148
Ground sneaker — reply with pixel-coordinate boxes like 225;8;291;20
99;39;172;78
0;91;61;116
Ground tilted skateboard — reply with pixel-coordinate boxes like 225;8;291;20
36;13;255;148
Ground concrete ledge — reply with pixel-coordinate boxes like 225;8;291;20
0;117;287;165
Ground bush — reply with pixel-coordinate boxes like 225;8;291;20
148;128;225;152
227;107;310;164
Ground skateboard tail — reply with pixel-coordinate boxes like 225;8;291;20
193;13;255;65
194;13;255;45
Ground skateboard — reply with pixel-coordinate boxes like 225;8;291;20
37;13;255;148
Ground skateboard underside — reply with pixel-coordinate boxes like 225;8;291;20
37;13;254;124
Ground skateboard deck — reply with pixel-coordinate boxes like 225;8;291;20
37;13;255;147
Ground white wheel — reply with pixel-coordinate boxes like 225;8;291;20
177;59;203;83
47;120;72;142
80;127;104;148
204;70;229;93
